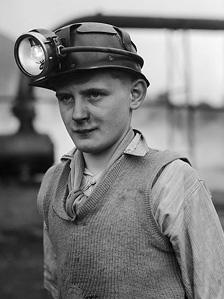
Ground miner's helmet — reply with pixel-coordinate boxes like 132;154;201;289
14;22;150;90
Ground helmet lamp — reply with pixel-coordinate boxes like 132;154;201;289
14;30;60;79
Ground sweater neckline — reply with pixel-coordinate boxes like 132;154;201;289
76;154;128;219
52;153;131;222
52;129;136;222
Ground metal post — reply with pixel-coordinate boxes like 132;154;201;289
0;75;54;181
182;31;195;162
166;30;176;150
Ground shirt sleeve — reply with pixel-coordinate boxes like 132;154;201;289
152;159;224;299
43;222;59;299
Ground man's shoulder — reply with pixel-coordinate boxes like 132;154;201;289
141;148;190;188
43;161;65;180
144;147;190;169
42;147;76;180
152;158;202;203
39;159;67;196
37;160;68;219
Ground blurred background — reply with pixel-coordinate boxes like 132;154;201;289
0;0;224;298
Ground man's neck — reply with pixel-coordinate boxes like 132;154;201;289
82;149;113;176
82;128;134;176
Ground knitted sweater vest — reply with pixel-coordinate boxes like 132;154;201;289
41;149;188;299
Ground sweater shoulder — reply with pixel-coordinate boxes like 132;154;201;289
145;148;189;164
37;161;66;220
142;148;190;188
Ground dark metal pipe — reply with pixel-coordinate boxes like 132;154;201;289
57;14;224;31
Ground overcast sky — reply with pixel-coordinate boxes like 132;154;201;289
1;0;224;38
1;0;224;106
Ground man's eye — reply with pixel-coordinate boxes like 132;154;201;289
58;95;73;104
87;91;103;101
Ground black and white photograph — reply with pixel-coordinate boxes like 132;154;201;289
0;0;224;298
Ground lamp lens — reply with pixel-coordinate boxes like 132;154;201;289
18;37;46;76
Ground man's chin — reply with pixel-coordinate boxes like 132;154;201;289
73;141;99;154
74;141;110;155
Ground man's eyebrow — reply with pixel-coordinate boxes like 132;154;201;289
80;87;108;95
55;91;70;98
55;87;108;98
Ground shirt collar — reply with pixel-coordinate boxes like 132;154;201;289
61;129;149;162
123;130;149;156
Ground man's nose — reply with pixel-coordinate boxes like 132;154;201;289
72;98;89;122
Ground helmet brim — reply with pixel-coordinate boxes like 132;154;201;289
30;65;150;91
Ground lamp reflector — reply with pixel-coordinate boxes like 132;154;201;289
18;37;46;76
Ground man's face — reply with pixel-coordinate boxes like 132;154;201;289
55;71;134;154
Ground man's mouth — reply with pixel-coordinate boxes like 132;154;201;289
73;128;96;134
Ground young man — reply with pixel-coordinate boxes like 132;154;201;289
15;22;224;298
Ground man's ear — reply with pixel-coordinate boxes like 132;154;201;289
129;79;147;110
